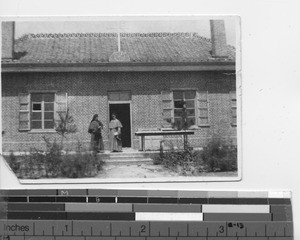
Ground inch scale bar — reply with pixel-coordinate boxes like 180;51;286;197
0;190;294;239
0;220;294;238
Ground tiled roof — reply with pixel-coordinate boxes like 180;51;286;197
3;32;235;64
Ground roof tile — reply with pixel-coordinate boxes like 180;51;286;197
4;32;235;64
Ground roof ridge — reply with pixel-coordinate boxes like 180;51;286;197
15;32;213;40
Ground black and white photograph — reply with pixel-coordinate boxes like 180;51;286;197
1;16;240;183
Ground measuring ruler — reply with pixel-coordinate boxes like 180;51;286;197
0;189;294;239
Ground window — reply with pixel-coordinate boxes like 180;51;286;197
230;91;237;126
173;90;196;129
162;90;203;129
108;91;131;101
31;93;55;129
18;92;67;131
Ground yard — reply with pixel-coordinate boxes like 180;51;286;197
4;136;238;180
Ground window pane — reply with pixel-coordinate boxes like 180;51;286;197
108;92;119;101
186;100;195;108
119;91;131;101
32;112;42;120
185;91;196;99
174;109;183;117
31;93;43;102
43;93;55;102
45;103;54;111
44;121;54;129
187;109;195;116
174;100;184;108
173;91;183;99
32;103;42;111
45;112;54;120
187;117;196;126
32;121;42;129
174;118;183;129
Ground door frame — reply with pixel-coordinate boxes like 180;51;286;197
108;100;132;148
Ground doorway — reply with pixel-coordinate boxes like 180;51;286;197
109;103;131;148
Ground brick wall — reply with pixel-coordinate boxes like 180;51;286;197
2;71;236;152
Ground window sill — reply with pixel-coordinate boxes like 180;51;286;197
198;125;210;128
29;129;57;134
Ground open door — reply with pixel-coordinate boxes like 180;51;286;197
109;103;131;148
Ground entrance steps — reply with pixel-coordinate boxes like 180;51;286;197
97;149;157;166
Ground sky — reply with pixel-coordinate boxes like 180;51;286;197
13;17;238;46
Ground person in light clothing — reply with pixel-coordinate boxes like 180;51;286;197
109;113;122;152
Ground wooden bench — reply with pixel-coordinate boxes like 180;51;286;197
135;129;195;151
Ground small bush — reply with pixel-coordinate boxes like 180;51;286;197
201;138;237;172
4;138;104;179
155;145;202;175
60;141;104;178
155;137;237;175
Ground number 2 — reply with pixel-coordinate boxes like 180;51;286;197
141;225;146;233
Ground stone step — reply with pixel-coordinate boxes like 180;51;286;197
98;152;154;160
103;158;154;166
105;155;150;160
96;150;158;166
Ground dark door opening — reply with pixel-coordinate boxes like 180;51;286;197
109;103;131;148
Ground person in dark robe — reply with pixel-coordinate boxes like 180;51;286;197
88;114;104;153
109;113;122;152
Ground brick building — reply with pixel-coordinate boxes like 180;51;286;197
1;20;237;153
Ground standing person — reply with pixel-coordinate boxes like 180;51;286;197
109;113;122;152
88;114;104;153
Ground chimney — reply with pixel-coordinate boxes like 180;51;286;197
210;20;228;58
1;21;15;59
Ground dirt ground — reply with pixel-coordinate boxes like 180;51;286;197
96;163;237;179
96;164;179;178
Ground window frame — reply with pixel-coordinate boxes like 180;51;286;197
30;92;55;131
172;90;197;129
108;90;132;101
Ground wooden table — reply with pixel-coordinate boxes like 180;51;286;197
135;130;194;151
